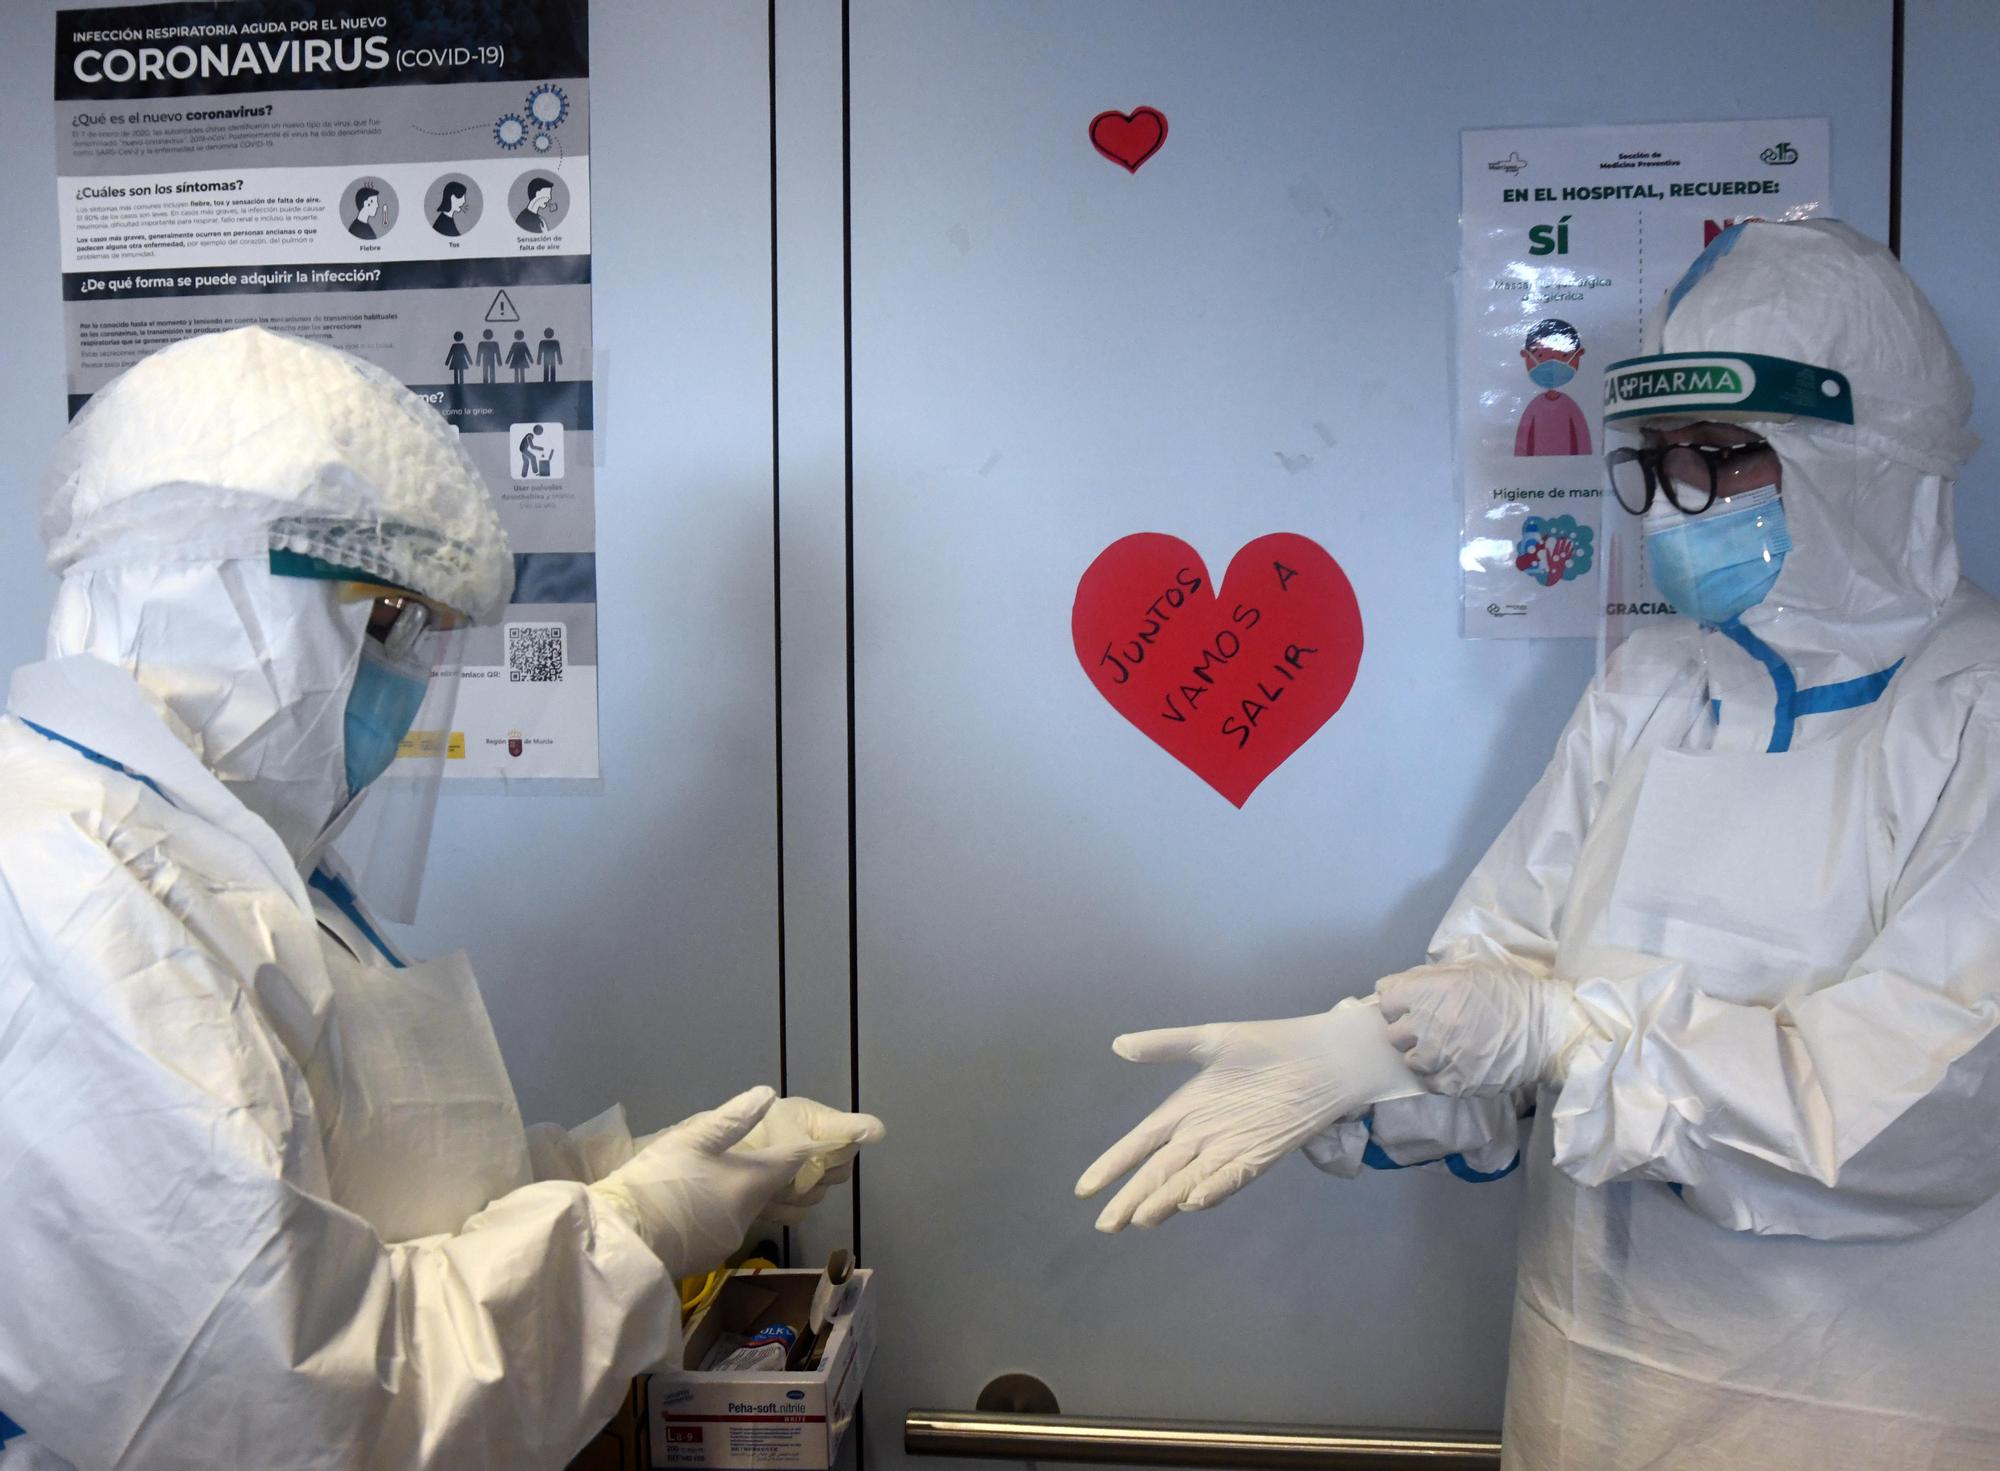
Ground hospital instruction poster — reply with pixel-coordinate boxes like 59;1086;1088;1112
1458;119;1828;639
54;0;599;779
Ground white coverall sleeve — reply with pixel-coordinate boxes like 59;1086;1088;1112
1304;1090;1525;1180
0;821;676;1470
1430;674;2000;1240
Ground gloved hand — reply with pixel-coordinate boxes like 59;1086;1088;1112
736;1095;887;1226
1075;998;1422;1233
590;1086;831;1279
1376;961;1585;1098
628;1095;888;1227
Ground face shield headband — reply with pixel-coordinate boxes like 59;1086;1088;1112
1602;352;1854;430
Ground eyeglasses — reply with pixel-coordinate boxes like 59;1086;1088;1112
1604;439;1781;515
365;596;437;661
337;580;460;635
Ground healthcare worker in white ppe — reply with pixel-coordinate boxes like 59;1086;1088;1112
1079;219;2000;1468
0;326;884;1471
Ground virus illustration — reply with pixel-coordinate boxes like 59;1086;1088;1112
494;114;528;150
526;83;570;130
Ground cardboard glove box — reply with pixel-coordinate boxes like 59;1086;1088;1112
647;1267;877;1469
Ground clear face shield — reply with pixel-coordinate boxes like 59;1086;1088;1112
1603;418;1787;615
326;584;467;923
1596;351;1852;694
1597;418;1790;719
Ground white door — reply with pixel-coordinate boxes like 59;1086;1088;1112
841;1;1894;1463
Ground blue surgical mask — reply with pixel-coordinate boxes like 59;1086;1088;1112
1644;487;1791;627
344;640;430;797
1528;359;1576;389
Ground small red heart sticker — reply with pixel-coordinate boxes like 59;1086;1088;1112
1090;107;1169;173
1073;534;1363;807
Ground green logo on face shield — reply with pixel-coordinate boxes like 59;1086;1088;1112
1604;363;1746;410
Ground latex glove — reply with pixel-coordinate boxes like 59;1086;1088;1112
1376;961;1584;1098
627;1094;887;1229
1075;998;1422;1233
737;1096;887;1226
591;1086;820;1279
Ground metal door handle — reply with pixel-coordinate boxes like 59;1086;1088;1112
906;1409;1501;1470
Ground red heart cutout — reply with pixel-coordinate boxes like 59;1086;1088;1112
1090;107;1169;173
1073;534;1363;807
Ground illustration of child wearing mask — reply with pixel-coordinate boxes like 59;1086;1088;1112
1513;318;1591;457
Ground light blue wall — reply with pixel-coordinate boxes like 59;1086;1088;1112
1906;0;2000;594
0;8;65;679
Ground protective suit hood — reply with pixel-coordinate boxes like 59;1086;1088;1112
38;326;512;872
46;560;371;868
1630;219;1978;708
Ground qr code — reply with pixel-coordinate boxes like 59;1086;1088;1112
506;622;565;683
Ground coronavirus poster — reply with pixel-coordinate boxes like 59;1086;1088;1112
54;0;599;779
1457;119;1829;639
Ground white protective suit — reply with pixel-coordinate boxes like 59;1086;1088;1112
0;329;870;1470
1331;221;2000;1466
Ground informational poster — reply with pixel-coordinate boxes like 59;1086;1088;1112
54;0;598;779
1457;119;1829;639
